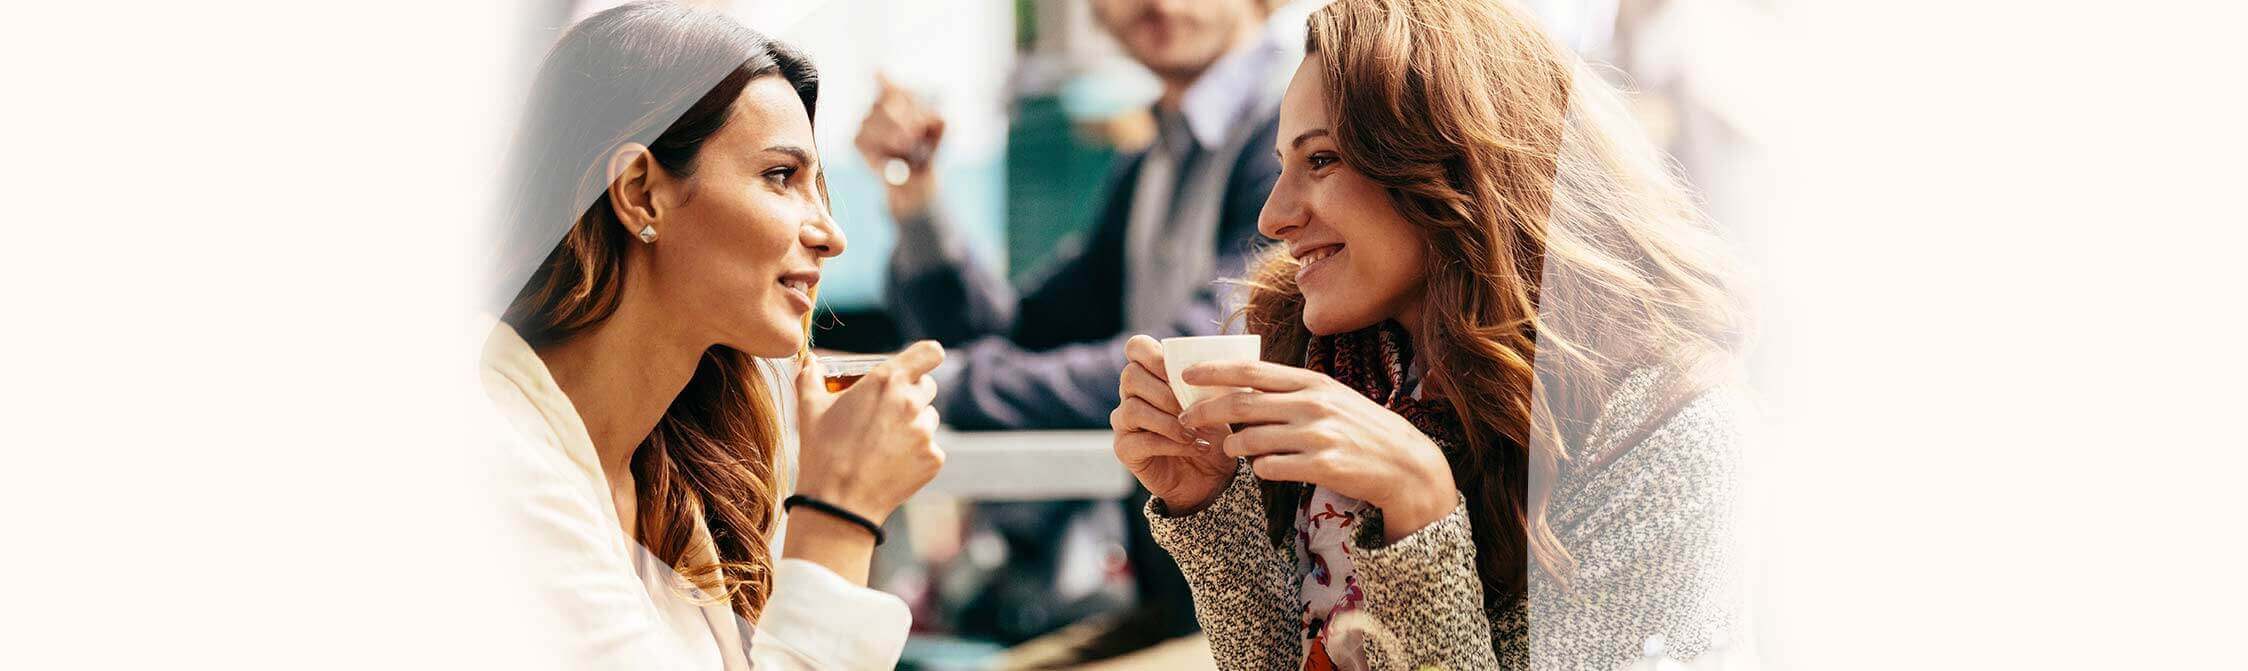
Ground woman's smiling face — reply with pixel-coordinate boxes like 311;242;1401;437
1258;55;1430;336
641;75;843;358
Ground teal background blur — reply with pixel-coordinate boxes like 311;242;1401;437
816;96;1120;311
814;146;1007;311
820;108;1127;309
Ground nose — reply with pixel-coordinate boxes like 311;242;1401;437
804;207;845;259
1258;171;1306;242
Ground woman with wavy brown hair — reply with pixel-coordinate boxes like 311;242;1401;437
1109;0;1752;668
479;3;945;668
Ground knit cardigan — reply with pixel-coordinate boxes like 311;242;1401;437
1145;368;1746;670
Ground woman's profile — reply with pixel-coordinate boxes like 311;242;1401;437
479;3;944;668
1109;0;1753;668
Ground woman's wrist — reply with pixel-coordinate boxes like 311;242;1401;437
793;485;890;528
1159;474;1234;518
1379;450;1460;543
782;511;876;587
1376;487;1448;544
785;494;888;545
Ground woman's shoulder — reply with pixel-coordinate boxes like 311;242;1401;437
478;318;609;492
1554;366;1751;528
1638;377;1750;466
1587;366;1750;463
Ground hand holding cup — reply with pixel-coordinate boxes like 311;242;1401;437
794;341;946;527
1109;335;1257;514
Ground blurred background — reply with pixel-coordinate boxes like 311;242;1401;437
521;1;1780;669
11;0;2248;668
529;0;1774;356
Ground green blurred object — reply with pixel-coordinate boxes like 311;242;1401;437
1004;95;1121;286
1014;0;1037;50
896;634;1008;671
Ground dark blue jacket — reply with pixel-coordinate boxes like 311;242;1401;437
885;112;1282;430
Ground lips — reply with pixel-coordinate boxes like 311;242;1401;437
778;271;819;310
1292;243;1344;283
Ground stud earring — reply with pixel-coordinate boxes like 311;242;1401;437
638;225;658;244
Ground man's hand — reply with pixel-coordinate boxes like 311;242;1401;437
852;74;945;221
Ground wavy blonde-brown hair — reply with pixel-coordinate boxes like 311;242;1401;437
494;2;821;622
1243;0;1748;609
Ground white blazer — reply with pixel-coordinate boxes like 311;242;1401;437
479;322;910;669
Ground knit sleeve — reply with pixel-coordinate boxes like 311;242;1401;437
1145;460;1301;670
1517;392;1745;670
1344;496;1501;670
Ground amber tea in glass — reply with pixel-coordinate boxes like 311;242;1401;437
818;354;887;393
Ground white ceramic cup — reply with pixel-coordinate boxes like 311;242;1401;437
1161;334;1263;409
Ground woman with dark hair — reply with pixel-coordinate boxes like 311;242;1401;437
480;3;941;667
1109;0;1753;668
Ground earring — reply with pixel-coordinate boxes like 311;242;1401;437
638;225;658;244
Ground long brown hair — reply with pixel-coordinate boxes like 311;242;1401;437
491;1;821;623
1243;0;1748;609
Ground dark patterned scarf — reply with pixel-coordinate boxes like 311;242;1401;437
1303;321;1463;447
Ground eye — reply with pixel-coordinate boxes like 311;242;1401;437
1306;152;1340;171
762;166;798;186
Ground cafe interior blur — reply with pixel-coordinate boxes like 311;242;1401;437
524;1;1773;668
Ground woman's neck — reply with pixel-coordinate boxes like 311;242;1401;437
535;299;707;492
1397;298;1429;359
1395;299;1443;396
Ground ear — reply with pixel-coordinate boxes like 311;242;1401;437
605;143;662;239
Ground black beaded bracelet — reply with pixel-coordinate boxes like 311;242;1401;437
782;495;886;546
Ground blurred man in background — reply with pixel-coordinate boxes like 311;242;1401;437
855;0;1302;661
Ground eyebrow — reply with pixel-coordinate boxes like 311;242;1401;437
1276;128;1332;158
763;144;815;166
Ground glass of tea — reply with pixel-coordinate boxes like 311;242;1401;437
817;354;888;393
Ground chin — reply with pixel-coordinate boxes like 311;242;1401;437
732;317;805;359
1299;301;1375;337
744;340;800;359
